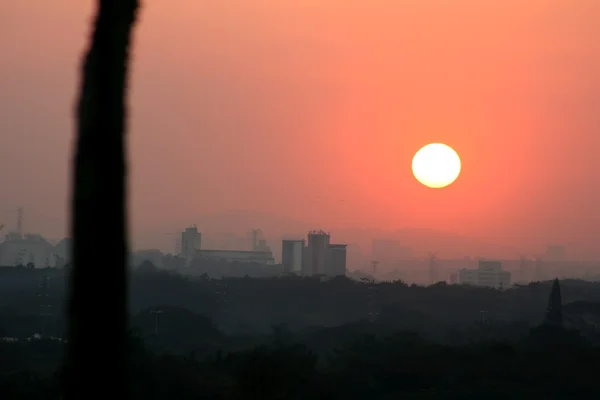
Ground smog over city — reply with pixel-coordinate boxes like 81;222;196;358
1;1;600;398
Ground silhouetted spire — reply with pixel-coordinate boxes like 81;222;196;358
544;278;563;327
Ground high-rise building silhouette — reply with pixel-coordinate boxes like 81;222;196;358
330;244;348;276
282;239;304;274
297;230;347;277
305;230;331;276
180;225;201;264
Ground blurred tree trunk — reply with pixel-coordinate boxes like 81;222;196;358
66;1;139;399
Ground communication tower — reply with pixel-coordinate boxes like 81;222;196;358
16;206;23;236
371;260;379;278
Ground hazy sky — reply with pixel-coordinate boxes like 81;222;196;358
1;0;599;251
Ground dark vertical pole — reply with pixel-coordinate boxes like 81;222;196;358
66;1;139;399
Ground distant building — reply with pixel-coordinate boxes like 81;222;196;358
0;233;57;268
181;226;202;264
249;229;271;252
254;239;270;252
195;249;275;265
457;260;511;289
301;230;347;277
330;244;347;276
282;239;304;274
458;268;478;285
305;230;331;276
448;272;458;284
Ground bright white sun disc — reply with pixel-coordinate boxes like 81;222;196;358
412;143;461;188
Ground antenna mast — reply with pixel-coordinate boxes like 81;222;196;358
371;260;379;277
16;206;23;236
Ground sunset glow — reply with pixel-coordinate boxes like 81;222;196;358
2;0;600;253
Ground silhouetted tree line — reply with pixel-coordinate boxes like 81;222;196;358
3;267;600;342
137;256;284;278
2;275;600;398
188;258;283;278
2;309;600;398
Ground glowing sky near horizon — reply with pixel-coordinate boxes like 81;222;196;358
0;0;599;253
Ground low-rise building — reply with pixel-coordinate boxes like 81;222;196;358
195;249;275;265
457;260;511;289
0;233;57;268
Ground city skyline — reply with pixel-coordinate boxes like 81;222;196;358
1;206;597;262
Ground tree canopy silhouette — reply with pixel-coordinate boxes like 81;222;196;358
544;278;563;327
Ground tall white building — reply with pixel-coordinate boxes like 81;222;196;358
457;260;511;289
181;226;201;264
282;239;304;274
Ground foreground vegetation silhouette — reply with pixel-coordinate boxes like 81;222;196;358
1;267;600;398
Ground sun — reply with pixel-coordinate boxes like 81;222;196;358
412;143;461;188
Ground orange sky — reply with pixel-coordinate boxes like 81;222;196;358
1;0;599;252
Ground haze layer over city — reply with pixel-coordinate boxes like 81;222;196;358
2;0;600;265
